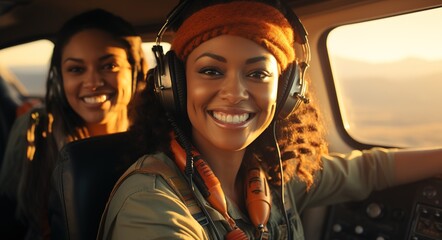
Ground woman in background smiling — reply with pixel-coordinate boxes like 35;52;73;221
0;9;147;239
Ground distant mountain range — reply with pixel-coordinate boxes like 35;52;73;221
331;56;442;81
331;56;442;116
10;65;47;96
330;56;442;147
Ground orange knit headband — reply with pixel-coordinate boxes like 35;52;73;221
171;1;295;71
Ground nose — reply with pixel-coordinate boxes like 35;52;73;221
82;69;104;90
219;73;249;104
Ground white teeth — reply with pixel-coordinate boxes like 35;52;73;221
213;112;249;124
83;95;108;104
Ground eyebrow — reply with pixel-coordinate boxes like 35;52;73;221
62;54;118;64
99;54;118;62
63;57;82;64
195;53;269;65
245;56;269;64
195;52;226;62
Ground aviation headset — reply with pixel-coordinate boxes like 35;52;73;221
152;0;311;121
152;2;310;239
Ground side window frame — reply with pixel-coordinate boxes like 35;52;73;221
325;7;442;148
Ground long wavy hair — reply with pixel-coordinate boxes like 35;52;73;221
17;9;147;237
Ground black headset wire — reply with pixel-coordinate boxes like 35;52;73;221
272;6;310;239
272;120;292;240
168;114;223;240
155;1;223;239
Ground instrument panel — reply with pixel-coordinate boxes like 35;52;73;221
323;177;442;240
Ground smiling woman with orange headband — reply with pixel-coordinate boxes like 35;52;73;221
98;1;442;239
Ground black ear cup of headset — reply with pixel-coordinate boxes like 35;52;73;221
153;49;187;118
132;64;148;94
276;62;308;119
47;66;69;109
49;66;62;99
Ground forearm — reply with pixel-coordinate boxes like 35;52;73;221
393;147;442;186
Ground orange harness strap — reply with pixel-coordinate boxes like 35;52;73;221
171;138;271;239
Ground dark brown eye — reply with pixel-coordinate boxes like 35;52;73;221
199;67;223;77
248;70;272;82
67;66;84;73
102;63;119;71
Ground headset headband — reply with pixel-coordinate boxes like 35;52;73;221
153;0;311;120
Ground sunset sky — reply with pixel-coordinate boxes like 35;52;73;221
327;7;442;63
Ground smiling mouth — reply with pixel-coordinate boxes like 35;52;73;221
82;94;109;104
211;111;251;124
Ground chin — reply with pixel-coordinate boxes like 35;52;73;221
81;115;106;125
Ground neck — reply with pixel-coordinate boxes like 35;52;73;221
195;142;245;206
86;115;129;137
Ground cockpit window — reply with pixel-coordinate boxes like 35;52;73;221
327;7;442;148
0;41;170;98
0;40;53;97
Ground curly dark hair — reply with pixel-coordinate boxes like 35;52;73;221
252;79;328;188
129;70;174;154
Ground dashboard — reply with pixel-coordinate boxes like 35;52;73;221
322;177;442;240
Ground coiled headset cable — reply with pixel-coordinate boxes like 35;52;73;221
168;114;223;240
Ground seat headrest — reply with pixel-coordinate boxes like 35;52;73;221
52;131;144;240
